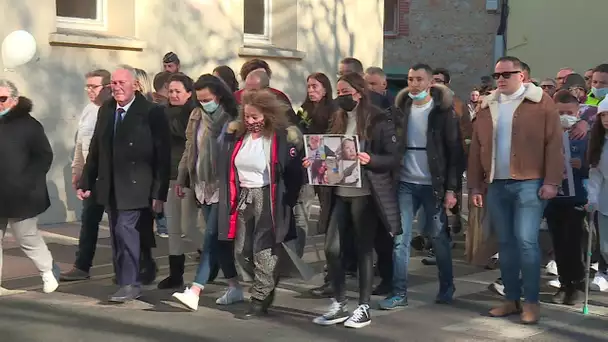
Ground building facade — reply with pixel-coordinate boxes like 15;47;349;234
0;0;384;224
506;0;608;79
383;0;500;97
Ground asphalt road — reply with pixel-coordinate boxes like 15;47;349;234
1;231;608;342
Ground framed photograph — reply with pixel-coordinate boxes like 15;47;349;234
304;134;361;187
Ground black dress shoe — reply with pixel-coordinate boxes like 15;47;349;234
238;299;267;319
60;268;90;281
310;282;333;297
372;281;392;296
139;260;158;286
108;285;141;303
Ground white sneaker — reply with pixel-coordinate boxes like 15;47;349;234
590;272;608;292
547;278;561;289
591;262;599;272
42;271;58;293
172;287;200;311
215;286;244;305
313;299;349;326
546;260;558;276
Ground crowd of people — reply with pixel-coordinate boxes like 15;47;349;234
0;50;607;330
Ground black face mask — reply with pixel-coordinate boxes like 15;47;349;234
337;94;358;111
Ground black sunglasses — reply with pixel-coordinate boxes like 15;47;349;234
0;96;8;103
492;71;521;80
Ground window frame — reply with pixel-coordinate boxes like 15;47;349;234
243;0;272;45
56;0;108;32
383;0;399;36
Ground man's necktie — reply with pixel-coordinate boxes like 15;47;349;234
114;108;125;133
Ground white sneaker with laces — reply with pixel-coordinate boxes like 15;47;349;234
172;287;200;311
42;271;58;293
547;278;561;289
216;286;244;305
344;304;371;329
313;299;349;326
545;260;558;276
591;262;599;272
590;272;608;292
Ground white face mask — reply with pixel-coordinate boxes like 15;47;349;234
560;114;579;129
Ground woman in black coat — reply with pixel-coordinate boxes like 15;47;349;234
0;80;60;294
305;72;401;329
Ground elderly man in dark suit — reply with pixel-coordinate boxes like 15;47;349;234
78;65;171;302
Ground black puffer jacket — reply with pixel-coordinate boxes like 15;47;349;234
165;99;198;180
317;106;402;236
394;84;464;200
0;97;53;219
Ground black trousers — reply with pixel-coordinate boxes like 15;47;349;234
325;195;376;304
74;196;106;272
545;203;585;285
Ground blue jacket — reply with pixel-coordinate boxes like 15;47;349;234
550;133;589;206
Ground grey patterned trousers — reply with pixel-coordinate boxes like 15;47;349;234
234;186;279;301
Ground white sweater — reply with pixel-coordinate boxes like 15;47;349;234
494;85;526;180
72;103;100;175
587;137;608;215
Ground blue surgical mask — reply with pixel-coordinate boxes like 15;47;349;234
0;108;9;117
408;90;428;101
592;87;608;99
201;100;219;113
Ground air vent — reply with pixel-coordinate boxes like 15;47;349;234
486;0;499;12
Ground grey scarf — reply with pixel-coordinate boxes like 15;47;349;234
197;106;230;185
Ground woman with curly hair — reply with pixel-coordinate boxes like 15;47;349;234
217;89;305;319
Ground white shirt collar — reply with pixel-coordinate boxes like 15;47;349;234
499;84;526;103
116;95;136;114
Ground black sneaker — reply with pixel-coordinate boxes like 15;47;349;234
563;286;584;306
371;281;392;296
312;299;349;326
488;278;505;297
59;268;90;281
551;287;567;304
310;282;333;297
421;250;436;265
344;304;371;329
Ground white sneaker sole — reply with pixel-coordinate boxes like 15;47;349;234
43;281;58;294
344;319;371;328
313;316;349;326
589;283;608;292
172;293;198;311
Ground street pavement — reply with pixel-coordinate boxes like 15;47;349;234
1;220;608;341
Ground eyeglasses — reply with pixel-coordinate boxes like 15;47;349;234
492;71;521;80
541;84;555;89
0;96;8;103
85;84;103;91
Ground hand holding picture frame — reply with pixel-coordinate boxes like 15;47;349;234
304;134;362;188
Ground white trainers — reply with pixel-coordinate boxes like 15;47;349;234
591;262;599;272
344;304;371;329
590;272;608;292
547;278;561;289
172;287;200;311
215;286;244;305
545;260;558;276
42;271;58;293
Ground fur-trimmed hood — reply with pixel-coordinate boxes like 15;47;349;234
480;83;544;109
226;120;303;151
394;84;454;111
0;96;33;122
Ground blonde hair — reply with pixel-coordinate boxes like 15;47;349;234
134;68;153;99
235;89;289;137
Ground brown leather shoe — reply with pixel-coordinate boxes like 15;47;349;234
488;300;522;317
520;302;540;325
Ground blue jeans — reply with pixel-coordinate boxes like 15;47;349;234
486;179;545;303
193;203;219;287
393;182;454;297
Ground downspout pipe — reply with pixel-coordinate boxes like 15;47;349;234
494;0;509;63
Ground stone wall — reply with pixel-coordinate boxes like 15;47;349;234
383;0;500;98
